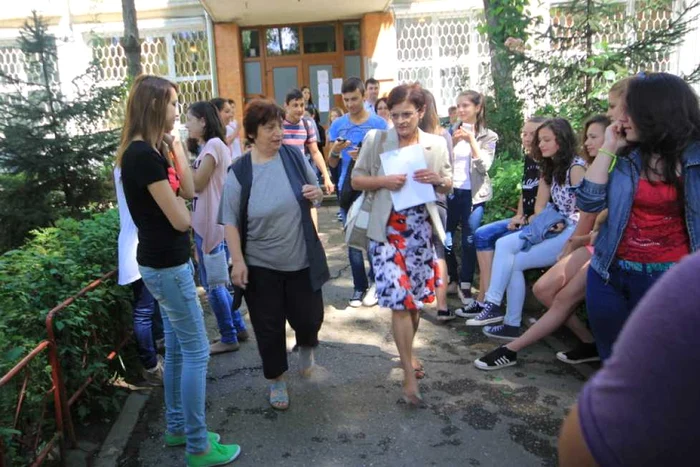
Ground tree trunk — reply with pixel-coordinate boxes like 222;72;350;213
482;0;518;110
121;0;142;78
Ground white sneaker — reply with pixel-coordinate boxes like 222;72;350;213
362;284;379;307
142;354;164;386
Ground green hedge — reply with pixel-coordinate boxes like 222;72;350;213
0;208;132;463
483;153;523;224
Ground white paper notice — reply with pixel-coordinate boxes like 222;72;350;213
380;144;436;211
317;69;329;84
332;78;343;95
318;82;330;112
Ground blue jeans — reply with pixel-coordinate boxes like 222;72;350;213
446;188;484;284
586;262;668;361
474;218;517;251
130;279;163;369
139;260;209;455
486;223;575;327
194;233;246;344
340;208;375;292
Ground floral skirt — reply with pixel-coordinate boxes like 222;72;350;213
369;205;441;311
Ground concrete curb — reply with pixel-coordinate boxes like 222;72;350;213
93;389;153;467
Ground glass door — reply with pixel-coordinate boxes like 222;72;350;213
266;59;302;107
303;55;341;126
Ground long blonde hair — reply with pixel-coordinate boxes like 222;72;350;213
116;75;178;166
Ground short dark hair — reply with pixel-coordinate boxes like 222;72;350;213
186;101;226;154
243;99;285;143
365;78;379;88
227;98;235;106
374;97;388;113
531;118;578;185
341;77;364;95
285;88;304;105
387;83;426;112
448;106;457;112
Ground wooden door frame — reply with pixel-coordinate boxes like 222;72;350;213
264;58;303;103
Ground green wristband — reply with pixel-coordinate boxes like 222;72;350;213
598;148;618;173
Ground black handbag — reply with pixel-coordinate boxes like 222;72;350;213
229;152;253;310
339;160;361;211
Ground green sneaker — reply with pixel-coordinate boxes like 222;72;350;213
186;440;241;467
164;431;220;447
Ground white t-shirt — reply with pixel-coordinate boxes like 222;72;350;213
227;122;243;160
114;166;140;285
452;140;472;190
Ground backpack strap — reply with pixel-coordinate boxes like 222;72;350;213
230;151;253;254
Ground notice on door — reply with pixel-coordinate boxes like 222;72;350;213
317;70;330;112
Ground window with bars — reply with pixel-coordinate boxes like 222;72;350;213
89;30;213;123
395;12;491;114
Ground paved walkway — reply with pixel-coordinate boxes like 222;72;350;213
118;206;588;467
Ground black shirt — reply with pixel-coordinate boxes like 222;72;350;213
521;155;540;217
121;141;190;268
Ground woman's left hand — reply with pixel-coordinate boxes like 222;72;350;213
413;169;441;185
302;184;324;204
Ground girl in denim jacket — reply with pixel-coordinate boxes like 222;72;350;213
577;72;700;361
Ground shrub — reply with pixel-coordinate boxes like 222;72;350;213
0;208;132;464
484;153;523;224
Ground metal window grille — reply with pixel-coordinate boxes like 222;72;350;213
90;29;213;124
395;11;491;114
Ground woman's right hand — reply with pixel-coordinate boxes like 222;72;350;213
231;259;249;289
383;174;407;191
602;121;628;154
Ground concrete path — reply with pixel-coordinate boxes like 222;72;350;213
118;206;588;467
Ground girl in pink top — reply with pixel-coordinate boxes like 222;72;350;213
186;101;248;354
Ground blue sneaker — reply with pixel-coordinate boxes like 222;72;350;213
482;324;520;341
465;302;504;326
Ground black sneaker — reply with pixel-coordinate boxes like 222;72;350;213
474;346;518;371
483;324;521;341
465;302;504;326
556;342;600;364
348;290;365;308
436;309;456;321
455;300;483;319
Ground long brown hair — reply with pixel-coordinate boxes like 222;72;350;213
116;75;178;166
531;118;578;185
457;90;486;133
419;89;441;136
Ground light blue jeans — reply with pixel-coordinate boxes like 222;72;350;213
139;260;209;455
194;233;246;344
485;223;575;327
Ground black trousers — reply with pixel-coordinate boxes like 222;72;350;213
245;265;324;379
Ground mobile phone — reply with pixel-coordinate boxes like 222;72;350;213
461;123;474;132
336;137;346;143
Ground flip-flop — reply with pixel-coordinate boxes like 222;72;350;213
269;381;289;411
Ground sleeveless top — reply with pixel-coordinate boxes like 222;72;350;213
551;156;586;222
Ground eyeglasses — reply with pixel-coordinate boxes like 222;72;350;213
390;111;417;121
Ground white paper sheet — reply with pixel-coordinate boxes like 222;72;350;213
317;69;329;84
379;144;436;211
318;82;330;112
332;78;343;95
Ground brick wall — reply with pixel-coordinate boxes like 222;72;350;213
213;22;245;125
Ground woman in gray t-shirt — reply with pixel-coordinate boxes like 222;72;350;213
218;99;328;412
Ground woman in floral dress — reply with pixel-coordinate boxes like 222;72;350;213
351;83;452;406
